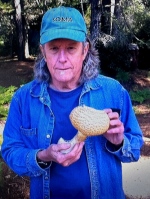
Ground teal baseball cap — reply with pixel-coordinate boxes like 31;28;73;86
40;6;87;44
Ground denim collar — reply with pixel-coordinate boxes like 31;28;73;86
29;76;102;100
30;80;51;106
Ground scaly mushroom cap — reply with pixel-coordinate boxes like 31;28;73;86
58;106;110;153
69;106;110;138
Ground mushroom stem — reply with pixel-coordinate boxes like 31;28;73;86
57;131;86;154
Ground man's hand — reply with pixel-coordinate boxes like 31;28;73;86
104;109;124;145
37;142;84;167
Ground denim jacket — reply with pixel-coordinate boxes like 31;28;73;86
2;75;143;199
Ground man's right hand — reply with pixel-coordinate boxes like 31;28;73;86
36;142;84;167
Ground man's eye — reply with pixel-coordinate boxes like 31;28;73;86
67;47;76;53
49;47;59;53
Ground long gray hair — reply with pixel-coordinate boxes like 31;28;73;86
34;38;100;84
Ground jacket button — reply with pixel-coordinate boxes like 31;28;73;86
45;176;49;180
46;134;50;138
40;97;44;102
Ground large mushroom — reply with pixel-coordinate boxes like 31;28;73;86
58;105;110;153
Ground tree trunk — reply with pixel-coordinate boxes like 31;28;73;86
112;0;121;36
101;0;111;34
24;31;29;58
14;0;25;61
24;19;30;58
90;0;101;41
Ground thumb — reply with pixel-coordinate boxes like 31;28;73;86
57;142;71;151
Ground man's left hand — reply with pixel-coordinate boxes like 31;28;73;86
103;109;124;146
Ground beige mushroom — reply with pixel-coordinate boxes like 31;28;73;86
58;105;110;153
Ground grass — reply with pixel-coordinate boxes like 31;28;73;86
0;85;17;121
0;135;2;146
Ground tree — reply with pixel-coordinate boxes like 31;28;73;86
89;0;101;41
1;0;149;68
112;0;121;36
101;0;111;34
14;0;25;60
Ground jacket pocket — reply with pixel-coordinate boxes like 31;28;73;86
20;126;38;148
20;126;37;136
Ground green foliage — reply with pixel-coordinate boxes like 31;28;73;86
116;70;130;83
0;86;17;120
98;35;131;77
129;88;150;104
0;0;15;56
0;135;3;146
124;0;150;49
0;0;150;62
0;134;2;146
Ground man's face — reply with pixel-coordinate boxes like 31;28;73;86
40;39;89;90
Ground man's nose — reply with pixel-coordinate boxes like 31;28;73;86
58;50;67;63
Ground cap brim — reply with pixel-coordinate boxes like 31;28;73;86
40;29;86;44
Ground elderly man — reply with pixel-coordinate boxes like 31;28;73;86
2;6;143;199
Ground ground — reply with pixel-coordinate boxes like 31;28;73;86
0;58;150;199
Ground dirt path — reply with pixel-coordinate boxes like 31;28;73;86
0;58;34;87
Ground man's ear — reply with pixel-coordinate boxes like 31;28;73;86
83;42;89;59
40;45;46;60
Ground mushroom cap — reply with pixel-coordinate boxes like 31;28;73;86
69;106;110;136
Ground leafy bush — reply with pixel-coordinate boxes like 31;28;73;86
116;70;130;84
0;86;17;120
0;134;2;142
97;34;131;77
129;88;150;104
0;135;2;145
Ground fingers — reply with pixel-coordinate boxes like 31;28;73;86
107;111;120;120
104;108;112;114
103;108;124;145
48;142;84;167
39;144;71;163
104;109;122;132
107;111;124;134
104;108;120;119
57;142;71;153
61;142;85;167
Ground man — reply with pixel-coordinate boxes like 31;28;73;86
2;6;143;199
